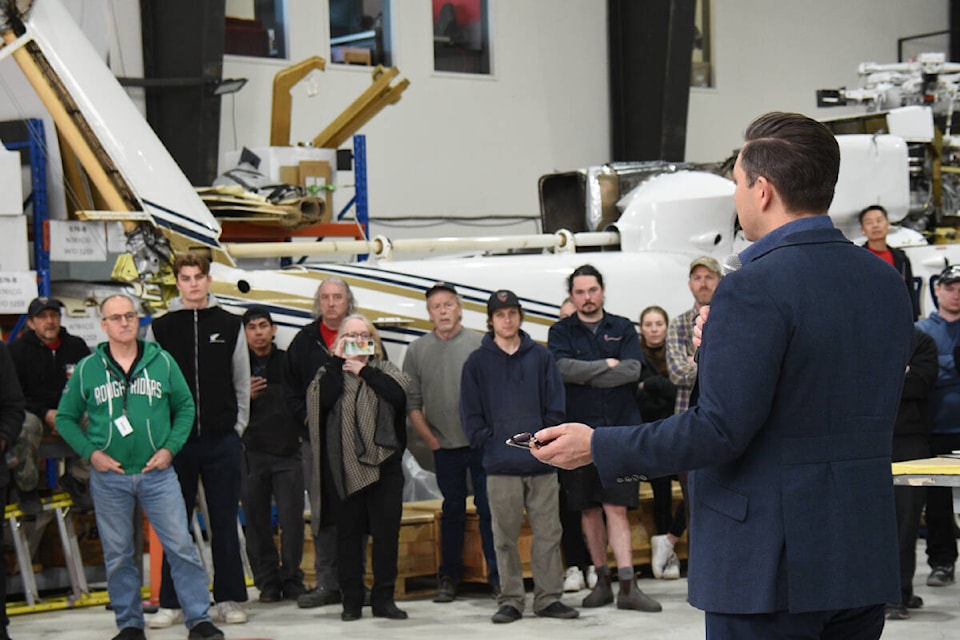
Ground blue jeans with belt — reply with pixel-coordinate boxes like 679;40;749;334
434;446;498;585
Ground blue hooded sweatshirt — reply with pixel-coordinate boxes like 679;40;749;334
459;330;565;476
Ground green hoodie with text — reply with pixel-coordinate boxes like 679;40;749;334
56;340;195;474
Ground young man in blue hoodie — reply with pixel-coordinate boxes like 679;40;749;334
460;289;577;624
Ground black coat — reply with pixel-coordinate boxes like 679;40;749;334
0;343;25;487
9;328;89;419
244;345;302;456
894;328;937;437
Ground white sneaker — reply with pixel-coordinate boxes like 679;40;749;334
563;566;586;592
215;600;248;624
147;607;183;628
650;534;675;579
585;565;598;589
662;553;681;579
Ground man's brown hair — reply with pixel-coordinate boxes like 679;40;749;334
173;251;211;277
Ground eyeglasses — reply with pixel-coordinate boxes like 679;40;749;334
103;312;138;324
343;332;372;341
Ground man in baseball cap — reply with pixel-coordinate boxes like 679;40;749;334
8;296;90;516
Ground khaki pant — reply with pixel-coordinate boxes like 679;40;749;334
487;473;564;613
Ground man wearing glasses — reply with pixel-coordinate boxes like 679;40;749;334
57;295;225;640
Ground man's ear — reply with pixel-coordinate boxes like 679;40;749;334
754;175;775;211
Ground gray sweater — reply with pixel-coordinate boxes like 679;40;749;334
402;327;482;449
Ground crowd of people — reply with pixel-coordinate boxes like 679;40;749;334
0;112;953;640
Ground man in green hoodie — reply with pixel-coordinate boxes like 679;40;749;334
56;295;225;640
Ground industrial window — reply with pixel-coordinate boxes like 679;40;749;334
433;0;491;75
691;0;713;87
224;0;288;59
329;0;393;67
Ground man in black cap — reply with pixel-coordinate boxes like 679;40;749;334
915;263;960;589
460;290;577;623
8;296;90;515
402;282;496;603
240;306;306;603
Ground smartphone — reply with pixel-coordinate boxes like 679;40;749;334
505;432;542;449
343;338;376;356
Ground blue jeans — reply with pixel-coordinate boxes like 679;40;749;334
90;466;211;632
434;447;498;585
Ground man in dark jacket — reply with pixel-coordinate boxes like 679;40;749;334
8;296;90;515
460;289;577;624
147;252;251;628
0;341;25;640
240;306;305;603
547;264;660;612
860;204;921;320
535;112;915;639
282;276;356;608
885;328;937;620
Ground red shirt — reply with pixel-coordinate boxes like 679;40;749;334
319;322;338;350
867;246;895;267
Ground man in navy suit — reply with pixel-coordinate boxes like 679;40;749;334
532;112;915;638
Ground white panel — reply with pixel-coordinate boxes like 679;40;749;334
0;146;23;215
0;217;29;271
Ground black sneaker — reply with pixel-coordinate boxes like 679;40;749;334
884;603;909;620
258;587;281;603
111;627;146;640
906;594;924;609
188;621;225;639
927;565;955;587
433;576;456;603
297;588;341;608
282;581;307;600
535;601;580;619
491;604;522;624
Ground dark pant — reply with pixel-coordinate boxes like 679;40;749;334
892;435;929;603
926;433;960;568
433;447;497;584
335;460;403;611
705;604;885;640
241;449;305;594
559;485;589;569
0;483;7;635
160;432;247;608
650;475;686;537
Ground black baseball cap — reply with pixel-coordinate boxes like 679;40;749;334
425;282;458;299
27;297;63;318
487;290;521;314
242;305;273;326
939;264;960;286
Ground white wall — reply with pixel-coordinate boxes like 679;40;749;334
686;0;949;161
219;1;610;239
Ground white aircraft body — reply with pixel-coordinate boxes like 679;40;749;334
4;0;960;363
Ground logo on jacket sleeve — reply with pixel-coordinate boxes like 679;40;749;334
209;333;225;344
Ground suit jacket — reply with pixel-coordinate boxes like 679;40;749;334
592;220;914;615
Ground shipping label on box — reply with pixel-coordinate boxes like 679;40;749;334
0;272;37;314
50;220;108;262
61;307;108;348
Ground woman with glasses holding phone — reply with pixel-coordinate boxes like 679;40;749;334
304;314;409;621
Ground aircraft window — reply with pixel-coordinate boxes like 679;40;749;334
330;0;393;67
225;0;288;59
433;0;491;75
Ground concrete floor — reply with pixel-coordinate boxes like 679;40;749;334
6;547;960;640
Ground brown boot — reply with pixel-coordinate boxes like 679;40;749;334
617;578;662;612
581;572;613;607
